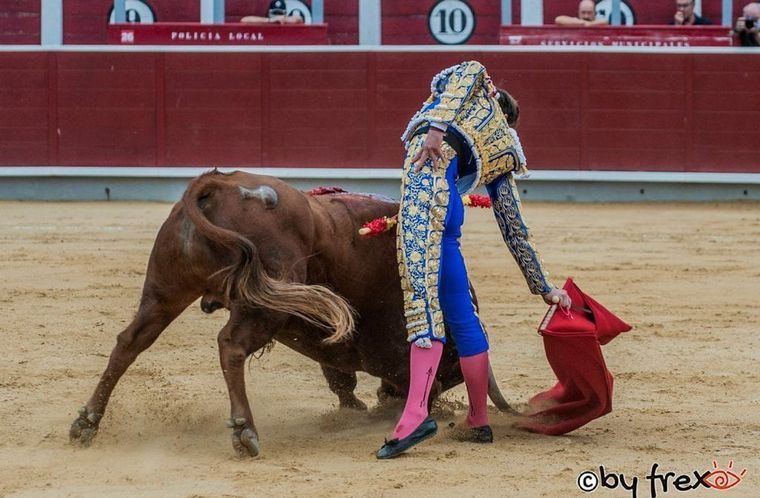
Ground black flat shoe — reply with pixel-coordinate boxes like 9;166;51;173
376;417;438;459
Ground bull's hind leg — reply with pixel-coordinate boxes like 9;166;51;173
320;365;367;411
70;291;194;446
217;309;277;458
377;379;406;404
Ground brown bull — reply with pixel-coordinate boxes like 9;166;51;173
70;170;511;457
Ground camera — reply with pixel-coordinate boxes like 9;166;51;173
746;16;758;29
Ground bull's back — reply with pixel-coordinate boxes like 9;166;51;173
310;193;401;313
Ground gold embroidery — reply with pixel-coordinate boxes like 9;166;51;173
401;60;528;195
490;174;553;295
397;134;454;342
397;62;551;344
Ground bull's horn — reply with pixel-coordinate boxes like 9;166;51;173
488;362;520;415
239;185;278;209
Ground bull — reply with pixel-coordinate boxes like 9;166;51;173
69;170;512;457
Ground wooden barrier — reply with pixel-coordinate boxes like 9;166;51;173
0;48;758;173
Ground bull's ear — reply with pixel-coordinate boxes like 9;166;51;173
239;185;278;209
197;190;213;210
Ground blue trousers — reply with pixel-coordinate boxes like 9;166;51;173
439;158;489;357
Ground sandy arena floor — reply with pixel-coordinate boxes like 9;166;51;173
0;200;758;497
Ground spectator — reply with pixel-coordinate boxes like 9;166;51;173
555;0;608;26
241;0;304;24
735;2;760;46
670;0;712;25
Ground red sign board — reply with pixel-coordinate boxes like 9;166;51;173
108;22;329;45
500;25;734;47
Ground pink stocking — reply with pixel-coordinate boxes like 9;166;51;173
391;341;443;440
460;351;490;428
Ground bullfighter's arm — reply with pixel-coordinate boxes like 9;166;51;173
485;173;553;295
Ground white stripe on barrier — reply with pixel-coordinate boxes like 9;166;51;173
1;44;759;55
0;167;399;179
2;167;759;184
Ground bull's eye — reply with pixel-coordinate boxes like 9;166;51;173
704;460;747;490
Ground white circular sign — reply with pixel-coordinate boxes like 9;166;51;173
594;0;636;26
108;0;155;24
285;0;312;24
428;0;476;45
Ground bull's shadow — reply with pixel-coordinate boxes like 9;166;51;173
70;170;511;457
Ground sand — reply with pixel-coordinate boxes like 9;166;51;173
0;200;758;497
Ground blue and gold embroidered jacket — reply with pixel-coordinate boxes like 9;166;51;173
397;61;553;343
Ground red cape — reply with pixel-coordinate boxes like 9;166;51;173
519;278;632;435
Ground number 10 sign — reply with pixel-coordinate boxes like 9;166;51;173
428;0;476;45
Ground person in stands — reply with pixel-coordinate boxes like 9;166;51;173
555;0;609;26
734;2;760;46
670;0;713;25
241;0;304;24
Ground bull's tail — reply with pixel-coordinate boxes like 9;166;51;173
181;171;355;343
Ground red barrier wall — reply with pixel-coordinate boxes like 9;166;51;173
1;1;748;46
383;0;503;45
224;0;359;45
0;50;758;173
64;0;198;44
500;25;734;46
6;0;358;46
0;0;40;44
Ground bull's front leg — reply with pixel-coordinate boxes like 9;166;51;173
70;291;194;446
217;309;278;458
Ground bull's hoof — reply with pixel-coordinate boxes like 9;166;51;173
339;396;368;411
227;418;260;458
69;406;102;447
376;383;405;404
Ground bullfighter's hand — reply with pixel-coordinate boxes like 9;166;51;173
413;128;445;173
542;287;571;309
